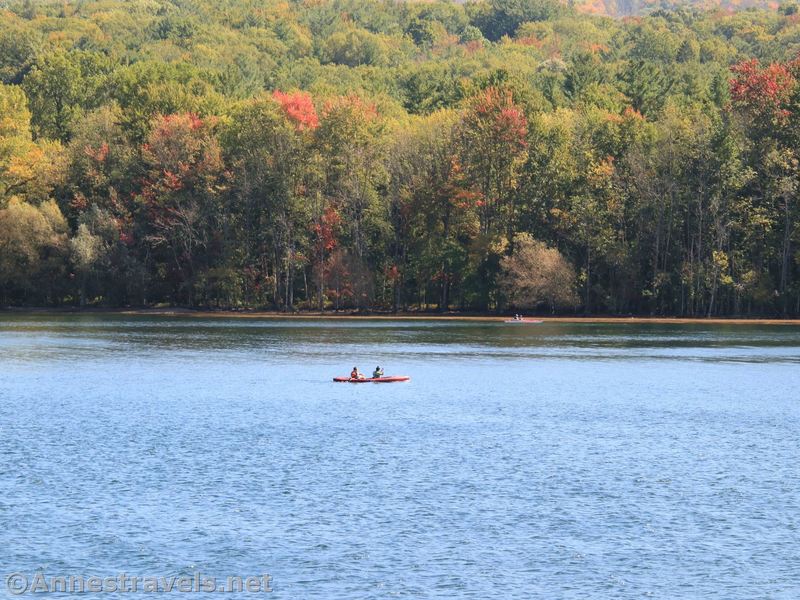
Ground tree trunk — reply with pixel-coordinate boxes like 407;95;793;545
585;244;591;314
780;196;792;315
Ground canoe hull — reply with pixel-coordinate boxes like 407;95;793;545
504;319;543;324
333;376;410;383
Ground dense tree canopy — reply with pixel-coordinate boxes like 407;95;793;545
1;0;800;315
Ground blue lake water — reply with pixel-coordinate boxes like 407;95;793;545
1;315;800;598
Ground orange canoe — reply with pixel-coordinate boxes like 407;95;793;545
333;376;410;383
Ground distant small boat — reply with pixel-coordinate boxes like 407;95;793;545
504;319;543;324
333;376;410;383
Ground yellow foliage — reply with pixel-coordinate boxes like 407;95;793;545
0;198;68;284
4;140;65;202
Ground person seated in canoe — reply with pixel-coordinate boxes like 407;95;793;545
350;367;366;380
372;366;384;379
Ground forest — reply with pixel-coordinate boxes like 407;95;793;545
1;0;800;315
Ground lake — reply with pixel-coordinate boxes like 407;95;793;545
1;315;800;598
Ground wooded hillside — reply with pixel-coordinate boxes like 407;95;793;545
2;0;800;315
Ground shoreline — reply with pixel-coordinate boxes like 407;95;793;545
2;307;799;325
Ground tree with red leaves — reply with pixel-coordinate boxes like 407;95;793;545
138;112;226;303
272;91;320;132
312;205;341;310
730;56;800;313
458;87;528;241
456;87;528;309
730;58;797;133
313;94;387;309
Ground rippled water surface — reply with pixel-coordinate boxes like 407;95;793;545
2;315;800;598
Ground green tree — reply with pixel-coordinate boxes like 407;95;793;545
23;50;111;142
472;0;569;41
319;28;388;67
223;94;318;308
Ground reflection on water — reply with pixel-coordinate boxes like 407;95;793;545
3;316;800;364
1;315;800;598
